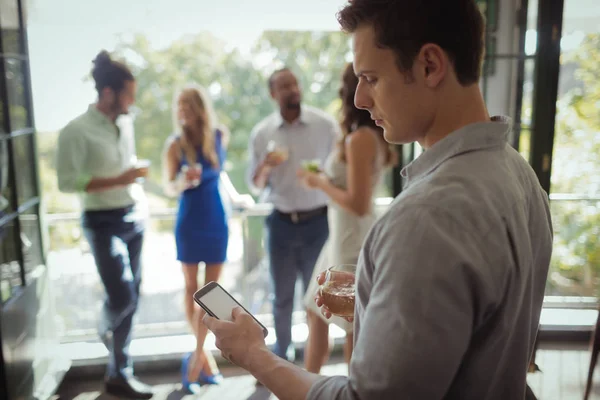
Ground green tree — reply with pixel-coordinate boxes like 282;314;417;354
112;30;351;199
546;32;600;296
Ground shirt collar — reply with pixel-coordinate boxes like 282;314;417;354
401;116;512;187
274;107;310;128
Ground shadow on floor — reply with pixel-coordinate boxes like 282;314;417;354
57;373;275;400
56;355;349;400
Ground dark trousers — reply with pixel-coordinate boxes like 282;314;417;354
82;206;144;379
266;209;329;360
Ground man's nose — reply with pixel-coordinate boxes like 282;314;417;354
354;81;372;110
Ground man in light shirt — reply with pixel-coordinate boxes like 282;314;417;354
56;50;152;399
247;67;338;361
204;1;553;399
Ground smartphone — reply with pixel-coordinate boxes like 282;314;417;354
193;281;268;338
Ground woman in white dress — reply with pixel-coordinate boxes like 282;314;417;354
297;63;396;373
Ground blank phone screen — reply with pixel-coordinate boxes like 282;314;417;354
199;287;241;322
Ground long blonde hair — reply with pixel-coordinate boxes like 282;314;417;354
173;84;220;169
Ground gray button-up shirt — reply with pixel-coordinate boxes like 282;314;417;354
308;117;553;400
246;105;338;212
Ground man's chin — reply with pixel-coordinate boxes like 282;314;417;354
384;129;415;146
383;128;402;145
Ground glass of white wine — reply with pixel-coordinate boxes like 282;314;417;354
266;140;289;163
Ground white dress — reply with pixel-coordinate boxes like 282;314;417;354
304;134;386;332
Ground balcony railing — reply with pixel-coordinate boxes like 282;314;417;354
44;195;600;344
45;199;393;343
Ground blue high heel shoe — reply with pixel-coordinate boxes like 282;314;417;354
181;353;202;394
198;370;223;385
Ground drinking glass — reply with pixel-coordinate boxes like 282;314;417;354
319;264;356;318
181;163;202;188
133;158;151;183
266;140;289;163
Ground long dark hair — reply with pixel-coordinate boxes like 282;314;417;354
91;50;134;96
337;63;395;166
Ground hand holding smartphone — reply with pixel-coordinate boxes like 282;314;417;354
194;281;268;338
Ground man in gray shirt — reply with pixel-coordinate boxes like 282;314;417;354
247;67;338;361
204;1;553;399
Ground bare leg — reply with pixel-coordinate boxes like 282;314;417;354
181;263;202;381
196;263;223;377
305;310;332;373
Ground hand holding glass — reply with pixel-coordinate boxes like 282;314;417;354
133;159;151;183
301;159;322;173
266;140;289;165
318;264;356;318
181;163;202;188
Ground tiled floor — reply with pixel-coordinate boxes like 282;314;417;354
527;343;600;399
56;343;600;400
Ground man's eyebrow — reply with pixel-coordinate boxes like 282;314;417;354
355;69;377;77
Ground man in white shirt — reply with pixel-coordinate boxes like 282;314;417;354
247;67;338;361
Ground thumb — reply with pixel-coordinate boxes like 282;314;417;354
202;313;218;330
231;306;246;320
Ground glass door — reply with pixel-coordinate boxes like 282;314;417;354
545;0;600;299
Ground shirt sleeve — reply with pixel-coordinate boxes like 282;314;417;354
245;126;264;196
56;125;92;193
308;205;494;400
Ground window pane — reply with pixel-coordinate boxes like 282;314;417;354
12;133;38;205
546;0;600;301
0;66;5;130
19;204;43;280
482;58;520;118
547;199;600;296
518;126;531;163
0;0;22;54
0;137;15;214
551;18;600;195
526;0;538;56
0;219;23;303
521;59;535;127
4;58;29;131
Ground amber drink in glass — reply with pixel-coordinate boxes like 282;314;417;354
320;264;356;318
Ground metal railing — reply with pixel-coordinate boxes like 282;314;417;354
44;194;600;342
45;198;393;342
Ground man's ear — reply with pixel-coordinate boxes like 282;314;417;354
416;43;447;88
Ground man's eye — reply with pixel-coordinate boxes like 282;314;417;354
365;76;377;84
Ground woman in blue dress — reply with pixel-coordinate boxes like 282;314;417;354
162;84;253;393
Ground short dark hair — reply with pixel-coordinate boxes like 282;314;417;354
268;67;290;91
91;50;134;96
337;0;485;85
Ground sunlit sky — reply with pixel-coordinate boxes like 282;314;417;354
26;0;347;132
